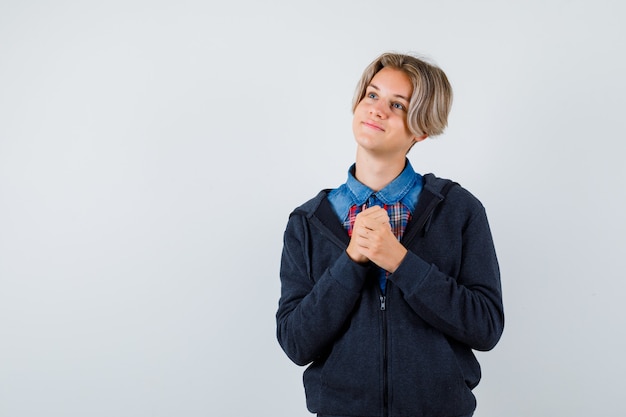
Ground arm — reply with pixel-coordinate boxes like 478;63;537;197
389;206;504;351
276;213;370;366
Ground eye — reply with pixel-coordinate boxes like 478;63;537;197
392;102;406;111
367;92;378;99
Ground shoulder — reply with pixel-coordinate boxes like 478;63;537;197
283;190;342;245
289;190;331;220
422;173;485;213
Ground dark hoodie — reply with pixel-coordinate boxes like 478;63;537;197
276;174;504;417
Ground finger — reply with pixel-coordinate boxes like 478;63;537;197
360;206;385;216
362;217;390;232
358;207;389;225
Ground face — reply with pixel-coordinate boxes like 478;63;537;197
352;67;423;158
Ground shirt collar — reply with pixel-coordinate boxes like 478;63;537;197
346;159;418;206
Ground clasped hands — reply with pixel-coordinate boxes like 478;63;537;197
346;206;408;274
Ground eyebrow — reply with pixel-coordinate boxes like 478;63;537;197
368;84;410;102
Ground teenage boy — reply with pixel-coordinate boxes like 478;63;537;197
276;52;504;417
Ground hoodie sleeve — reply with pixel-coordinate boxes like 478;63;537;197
276;212;370;366
389;203;504;351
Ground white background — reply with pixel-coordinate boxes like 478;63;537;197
1;0;625;416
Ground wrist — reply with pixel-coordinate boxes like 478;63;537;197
346;247;369;264
387;247;408;273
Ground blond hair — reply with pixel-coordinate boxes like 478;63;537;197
352;52;453;138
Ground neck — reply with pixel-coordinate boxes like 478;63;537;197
354;148;406;192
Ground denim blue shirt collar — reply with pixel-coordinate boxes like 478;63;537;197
346;160;418;206
328;159;423;223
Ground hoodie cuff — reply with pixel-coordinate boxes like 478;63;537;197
328;251;370;293
388;250;432;293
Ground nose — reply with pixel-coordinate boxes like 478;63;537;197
369;99;387;118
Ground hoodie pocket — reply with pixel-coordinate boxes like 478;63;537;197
388;328;478;416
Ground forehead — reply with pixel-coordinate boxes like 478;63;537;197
369;67;413;99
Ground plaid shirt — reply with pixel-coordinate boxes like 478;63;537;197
328;160;423;294
343;201;412;240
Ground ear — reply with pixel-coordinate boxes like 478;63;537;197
414;134;428;143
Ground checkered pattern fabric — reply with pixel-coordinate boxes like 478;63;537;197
344;202;412;240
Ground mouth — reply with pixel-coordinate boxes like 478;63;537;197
362;121;385;131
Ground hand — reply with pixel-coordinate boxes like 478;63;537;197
346;206;407;273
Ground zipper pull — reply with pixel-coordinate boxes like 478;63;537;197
380;295;386;311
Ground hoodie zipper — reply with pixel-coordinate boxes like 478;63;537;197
380;294;388;417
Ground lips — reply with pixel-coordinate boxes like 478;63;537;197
362;120;385;131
